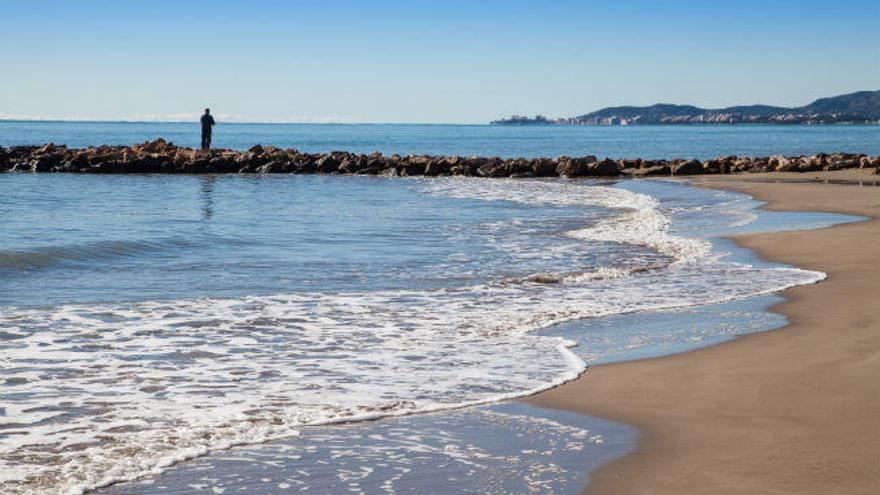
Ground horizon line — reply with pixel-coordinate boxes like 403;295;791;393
0;118;488;126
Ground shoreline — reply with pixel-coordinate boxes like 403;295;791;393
5;169;878;493
527;171;880;494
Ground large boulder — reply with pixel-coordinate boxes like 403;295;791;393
825;155;859;171
315;155;340;173
398;156;430;176
172;149;193;167
141;138;170;154
257;161;284;174
181;158;210;173
702;158;723;174
207;156;237;173
354;157;386;175
506;158;533;176
477;158;508;178
733;157;761;173
531;158;558;177
451;157;481;176
424;157;452;176
640;164;672;176
556;155;597;177
792;156;819;172
36;143;58;155
672;159;705;175
590;158;622;176
619;159;641;170
29;156;57;172
863;156;880;172
770;155;796;172
339;156;371;174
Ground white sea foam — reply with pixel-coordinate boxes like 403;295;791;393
421;178;713;262
106;406;613;494
0;178;825;494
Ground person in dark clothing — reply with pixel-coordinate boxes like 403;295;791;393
200;108;215;149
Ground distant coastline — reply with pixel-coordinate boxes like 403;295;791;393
492;89;880;125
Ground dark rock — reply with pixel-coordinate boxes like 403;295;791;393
617;159;641;172
825;156;859;171
509;171;534;178
477;158;508;178
590;158;622;176
770;155;795;172
504;159;531;176
455;157;483;176
733;157;759;173
531;158;558;177
0;147;10;171
182;159;209;173
354;158;386;175
64;152;91;171
640;164;672;176
315;156;340;173
36;143;58;155
257;161;283;174
30;156;57;172
556;156;597;177
294;157;318;174
424;157;451;176
672;159;704;175
702;159;722;174
141;138;170;154
397;156;428;176
202;157;229;173
339;157;369;174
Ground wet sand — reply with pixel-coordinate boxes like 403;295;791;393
529;171;880;494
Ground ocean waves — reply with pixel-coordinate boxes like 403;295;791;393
0;238;197;272
0;178;825;495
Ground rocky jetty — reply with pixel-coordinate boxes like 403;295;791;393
2;139;878;178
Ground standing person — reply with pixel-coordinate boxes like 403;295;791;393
200;108;215;150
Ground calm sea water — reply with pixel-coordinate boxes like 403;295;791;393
1;121;879;158
0;123;865;494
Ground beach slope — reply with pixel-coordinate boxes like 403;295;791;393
530;174;880;495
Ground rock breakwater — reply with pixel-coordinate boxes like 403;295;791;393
2;140;878;177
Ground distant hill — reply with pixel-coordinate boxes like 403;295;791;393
800;90;880;118
492;90;880;125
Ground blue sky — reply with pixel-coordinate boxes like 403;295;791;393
2;0;878;123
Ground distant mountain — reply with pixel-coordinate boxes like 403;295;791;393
492;90;880;125
801;90;880;118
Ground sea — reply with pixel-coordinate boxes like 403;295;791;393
0;122;870;495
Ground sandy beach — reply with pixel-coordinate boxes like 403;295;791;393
530;170;880;494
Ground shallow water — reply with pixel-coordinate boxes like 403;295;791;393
0;172;861;495
99;403;636;495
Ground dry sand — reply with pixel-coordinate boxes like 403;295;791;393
528;172;880;494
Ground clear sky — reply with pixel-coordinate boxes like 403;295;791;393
2;0;878;123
